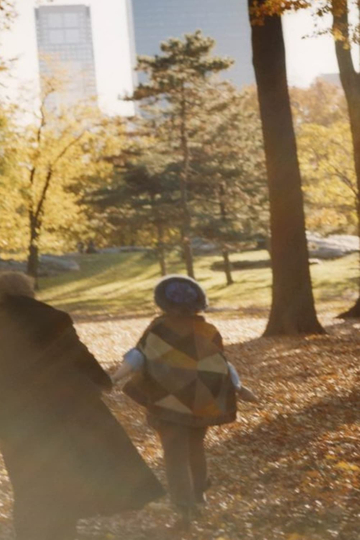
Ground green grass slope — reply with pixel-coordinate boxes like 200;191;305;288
38;250;359;318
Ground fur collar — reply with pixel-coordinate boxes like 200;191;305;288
0;272;35;302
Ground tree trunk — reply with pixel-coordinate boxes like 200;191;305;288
27;243;39;280
333;1;360;318
180;84;195;279
27;214;40;283
248;0;324;335
222;248;234;286
157;223;167;277
219;183;234;285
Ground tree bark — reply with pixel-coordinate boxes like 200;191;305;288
219;183;234;285
157;222;167;277
180;84;195;278
27;213;39;282
248;0;324;335
333;1;360;317
222;249;234;286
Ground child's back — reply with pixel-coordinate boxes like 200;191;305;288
124;312;237;427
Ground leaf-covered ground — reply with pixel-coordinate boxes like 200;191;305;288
0;312;359;540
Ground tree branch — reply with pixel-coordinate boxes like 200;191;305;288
35;130;86;221
52;129;86;168
331;164;358;196
332;0;359;92
34;166;53;222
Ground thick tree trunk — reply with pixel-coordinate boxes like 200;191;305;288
333;1;360;317
222;249;234;286
248;0;324;335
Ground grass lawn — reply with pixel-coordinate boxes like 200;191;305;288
38;250;359;318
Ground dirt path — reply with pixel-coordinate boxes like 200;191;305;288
0;314;359;539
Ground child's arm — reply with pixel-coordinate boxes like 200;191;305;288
228;362;242;390
237;385;258;403
228;362;258;403
112;348;145;384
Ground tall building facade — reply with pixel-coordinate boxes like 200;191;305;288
35;4;97;111
129;0;255;88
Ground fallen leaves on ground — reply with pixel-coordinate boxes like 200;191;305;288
0;312;359;539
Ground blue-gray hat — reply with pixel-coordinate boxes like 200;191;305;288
154;275;208;314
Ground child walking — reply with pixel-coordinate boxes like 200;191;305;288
113;275;257;525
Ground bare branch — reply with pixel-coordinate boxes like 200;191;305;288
34;166;52;223
52;129;86;169
331;164;358;195
34;129;87;221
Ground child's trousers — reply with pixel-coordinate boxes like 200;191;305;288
151;418;208;508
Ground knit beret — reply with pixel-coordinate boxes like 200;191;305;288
154;275;208;314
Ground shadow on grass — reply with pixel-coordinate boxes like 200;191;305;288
315;275;358;301
38;253;162;316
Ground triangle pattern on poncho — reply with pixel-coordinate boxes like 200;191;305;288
155;394;193;414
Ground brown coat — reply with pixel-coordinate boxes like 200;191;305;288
0;274;164;524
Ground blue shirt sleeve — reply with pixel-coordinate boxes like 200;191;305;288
123;348;145;371
228;362;242;389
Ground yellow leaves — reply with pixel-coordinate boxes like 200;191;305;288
297;120;357;233
334;461;359;472
0;100;130;256
287;534;303;540
325;453;337;460
250;0;311;24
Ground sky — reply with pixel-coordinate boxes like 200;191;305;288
1;0;135;116
0;0;352;117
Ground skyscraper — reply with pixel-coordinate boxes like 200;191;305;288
35;4;97;111
129;0;254;88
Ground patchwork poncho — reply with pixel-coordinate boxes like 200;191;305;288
123;315;237;427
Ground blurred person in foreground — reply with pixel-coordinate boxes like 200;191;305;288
113;275;257;527
0;272;164;540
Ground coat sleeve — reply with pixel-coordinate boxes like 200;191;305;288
61;318;113;391
7;296;112;391
37;303;113;391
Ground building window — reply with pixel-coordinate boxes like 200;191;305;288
49;29;64;44
65;28;81;43
47;13;63;28
64;13;79;28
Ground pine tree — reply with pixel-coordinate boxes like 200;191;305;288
132;31;233;278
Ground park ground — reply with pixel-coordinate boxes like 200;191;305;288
0;251;359;539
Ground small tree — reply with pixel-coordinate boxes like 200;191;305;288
298;121;357;235
90;159;180;276
10;78;101;280
190;83;268;285
132;31;233;278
